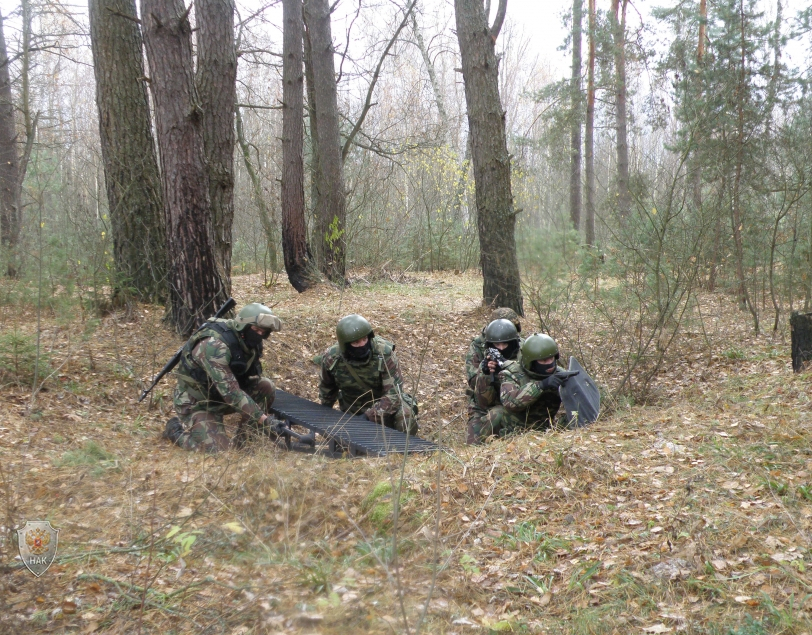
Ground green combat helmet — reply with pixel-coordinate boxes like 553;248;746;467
235;303;282;332
336;314;374;353
521;334;560;372
484;318;519;344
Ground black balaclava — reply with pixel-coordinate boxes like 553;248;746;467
487;339;520;361
500;339;520;361
531;359;557;377
344;338;372;361
242;328;265;352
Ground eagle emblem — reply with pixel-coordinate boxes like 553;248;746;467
26;528;51;555
17;521;59;577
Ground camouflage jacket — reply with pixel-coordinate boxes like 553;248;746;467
487;356;562;425
175;319;266;421
464;333;487;390
318;337;405;416
470;335;524;406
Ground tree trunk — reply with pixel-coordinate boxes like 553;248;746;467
281;0;318;292
410;5;449;136
89;0;165;301
0;10;20;279
303;0;345;282
790;311;812;372
584;0;596;246
454;0;523;314
731;0;757;332
235;106;280;273
195;0;236;294
569;0;582;232
303;25;320;239
141;0;228;335
689;0;706;217
611;0;630;218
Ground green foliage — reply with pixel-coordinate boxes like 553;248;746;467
725;617;768;635
0;329;50;386
163;526;201;562
295;557;332;594
53;441;119;477
355;537;395;567
360;480;414;530
535;534;572;562
459;553;480;575
497;522;545;549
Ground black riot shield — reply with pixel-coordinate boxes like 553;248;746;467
559;357;600;428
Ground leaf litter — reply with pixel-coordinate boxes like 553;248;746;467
0;271;810;633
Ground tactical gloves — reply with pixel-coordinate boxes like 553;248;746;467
538;370;579;391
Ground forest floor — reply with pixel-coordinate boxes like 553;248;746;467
1;271;811;635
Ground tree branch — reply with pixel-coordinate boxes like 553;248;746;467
341;0;418;161
105;7;141;23
490;0;507;41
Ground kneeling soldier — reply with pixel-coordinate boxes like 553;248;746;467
163;303;282;452
318;314;418;435
464;308;522;444
474;333;577;440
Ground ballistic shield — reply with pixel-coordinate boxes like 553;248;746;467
559;357;600;428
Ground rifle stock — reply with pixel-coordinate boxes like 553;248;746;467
137;297;237;403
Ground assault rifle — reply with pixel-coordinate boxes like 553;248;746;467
485;347;507;385
137;297;237;403
270;417;316;448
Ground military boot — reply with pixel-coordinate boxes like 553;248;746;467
163;417;184;444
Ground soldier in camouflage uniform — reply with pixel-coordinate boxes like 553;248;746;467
163;303;283;452
318;314;418;435
464;308;522;444
473;333;577;440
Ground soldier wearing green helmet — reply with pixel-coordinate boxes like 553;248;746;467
473;332;578;440
318;314;418;434
464;308;522;444
163;302;283;452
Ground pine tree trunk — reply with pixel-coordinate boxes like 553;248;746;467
584;0;596;246
303;27;320;237
689;0;706;218
282;0;318;291
569;0;582;232
141;0;228;335
303;0;345;282
732;0;757;331
0;10;21;279
89;0;165;301
611;0;631;218
196;0;236;294
454;0;523;314
790;311;812;372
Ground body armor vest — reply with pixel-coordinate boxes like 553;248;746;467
178;321;261;399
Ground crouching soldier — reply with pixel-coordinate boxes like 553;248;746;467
474;333;577;439
318;314;418;435
163;303;282;452
464;308;522;444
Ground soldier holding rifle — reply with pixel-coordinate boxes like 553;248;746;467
474;333;579;440
160;302;282;452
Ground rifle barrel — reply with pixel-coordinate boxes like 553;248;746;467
137;297;236;403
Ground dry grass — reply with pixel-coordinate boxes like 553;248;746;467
0;271;811;634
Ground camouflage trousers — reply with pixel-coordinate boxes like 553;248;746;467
475;405;555;441
362;401;418;436
172;378;276;452
466;391;486;445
